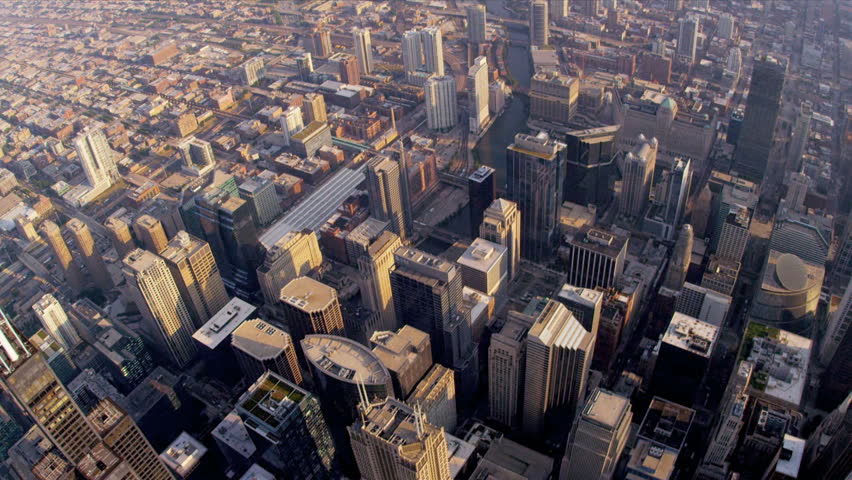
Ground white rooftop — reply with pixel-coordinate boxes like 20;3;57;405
211;411;257;460
662;312;719;358
239;464;275;480
159;432;207;478
458;238;506;272
744;323;812;407
776;435;805;477
445;432;476;479
192;298;256;349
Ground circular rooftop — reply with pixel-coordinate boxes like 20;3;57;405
775;254;808;291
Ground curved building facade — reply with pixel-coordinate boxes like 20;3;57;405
751;251;824;335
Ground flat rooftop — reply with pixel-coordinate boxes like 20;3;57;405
558;284;603;309
237;372;307;433
581;389;630;430
280;276;336;312
741;322;812;407
211;411;256;460
637;397;695;452
472;437;553;480
231;318;292;361
662;313;719;359
458;238;506;272
193;297;255;349
159;432;207;478
240;464;275;480
302;334;390;385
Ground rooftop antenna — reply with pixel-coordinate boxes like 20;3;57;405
356;373;370;421
413;402;425;440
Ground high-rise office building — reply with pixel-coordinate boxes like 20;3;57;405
303;92;328;124
735;55;786;182
699;361;752;479
716;204;751;264
424;75;458;131
557;284;602;348
32;293;82;351
74;126;117;190
785;170;810;212
40;220;85;294
651;313;718;406
530;71;579;125
122;248;198;368
279;276;345;342
468;166;495;233
348;397;451;480
789;103;812;171
667;0;683;11
619;136;658;218
358;231;403;333
370;325;432;399
550;0;568;20
506;132;566;262
421;27;445;77
489;310;534;427
296;52;314;80
563;125;620;209
664;224;693;291
567;226;628;289
803;391;852;478
522;300;593;436
133;214;169;254
281;105;305;147
718;13;735;39
467;4;487;44
234;371;336;478
257;229;323;305
561;389;632;480
239;177;282;227
240;57;265;85
480;198;521;281
330;52;361;85
653;157;692;239
67;218;113;291
353;28;374;74
309;28;332;58
160;232;228;329
231;318;302;385
675;282;732;327
529;0;549;47
677;17;699;64
105;217;136;259
469;56;490;134
821;277;852;367
458;238;508;297
367;155;410;240
178;136;216;176
408;364;457;433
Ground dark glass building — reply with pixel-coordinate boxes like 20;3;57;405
563;125;620;210
468;166;495;234
734;55;786;182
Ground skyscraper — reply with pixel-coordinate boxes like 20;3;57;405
160;231;229;328
424;75;458;131
303;92;328;124
563;125;620;209
40;220;85;294
370;325;432;398
557;284;603;338
619;136;658;218
74;126;117;190
468;166;495;232
529;0;549;47
407;364;457;433
32;293;82;351
238;177;282;227
457;238;508;297
178;136;216;176
67;218;113;291
231;318;302;385
506;132;566;262
480;199;521;281
530;71;579;125
819;278;852;406
281;105;305;147
257;229;324;304
133;214;169;254
716;204;751;264
522;300;593;436
122;248;198;368
367;155;410;240
296;52;314;80
677;17;699;64
468;56;490;134
561;389;632;480
353;28;374;74
489;310;534;427
348;397;451;480
654;157;692;238
402;29;424;76
357;231;403;333
735;55;787;182
105;217;137;259
567;226;628;289
279;276;345;342
650;313;718;406
789;103;812;171
467;4;487;44
309;28;332;58
421;27;445;77
664;224;694;291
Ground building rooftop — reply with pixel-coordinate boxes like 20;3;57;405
159;432;207;478
637;397;695;452
211;411;257;460
121;248;162;273
528;300;589;350
302;334;390;386
581;389;630;430
370;325;430;375
355;397;442;463
280;277;336;312
468;165;494;183
193;297;255;350
741;322;812;407
558;284;603;310
571;225;628;258
240;464;275;480
662;313;719;359
236;371;308;436
445;432;475;479
231;318;292;361
458;238;506;273
775;434;805;478
472;436;553;480
395;246;456;280
508;131;564;160
626;438;678;480
160;231;207;264
761;250;824;294
409;364;453;404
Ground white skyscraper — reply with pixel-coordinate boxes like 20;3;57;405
468;56;490;134
281;105;305;146
677;17;699;64
74;126;117;189
467;4;487;44
32;293;81;351
480;198;521;281
425;75;458;131
402;30;424;75
421;27;445;77
353;28;374;74
619;136;658;218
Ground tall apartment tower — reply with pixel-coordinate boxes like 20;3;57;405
421;27;445;77
41;223;86;296
279;276;345;342
735;55;787;182
303;92;328;124
281;105;305;146
402;30;424;76
74;126;117;189
480;198;521;281
333;52;361;85
489;311;534;427
231;317;302;385
619;136;658;218
507;132;566;262
239;177;282;227
309;28;332;58
523;300;594;436
67;218;113;291
468;166;496;233
367;155;410;241
529;0;549;47
122;248;198;368
664;224;693;291
133;214;169;254
32;293;81;351
105;216;136;259
467;4;487;44
296;52;314;80
160;232;228;328
353;28;374;74
257;229;323;304
562;389;632;480
348;397;451;480
425;75;458;132
469;56;490;134
677;17;699;64
358;231;403;333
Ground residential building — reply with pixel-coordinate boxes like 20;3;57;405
469;56;490;134
32;293;81;351
74;126;117;190
105;217;136;259
353;28;374;74
425;75;458;131
240;57;265;85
